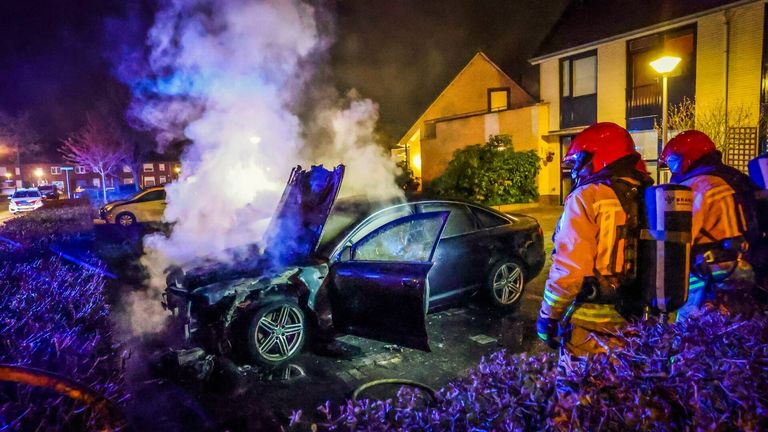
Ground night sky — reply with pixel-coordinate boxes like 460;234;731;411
0;0;568;154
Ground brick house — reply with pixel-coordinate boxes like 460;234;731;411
0;159;180;197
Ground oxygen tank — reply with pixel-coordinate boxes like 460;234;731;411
748;153;768;188
639;184;693;314
748;154;768;301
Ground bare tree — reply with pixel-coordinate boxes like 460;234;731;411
61;115;128;203
0;111;42;166
121;128;154;191
658;98;764;154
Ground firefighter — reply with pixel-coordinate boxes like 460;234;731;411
660;130;756;320
537;122;653;356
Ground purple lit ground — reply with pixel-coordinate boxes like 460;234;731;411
124;205;562;431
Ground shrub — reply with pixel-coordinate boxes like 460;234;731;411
0;202;94;249
294;296;768;431
428;135;541;205
0;258;126;431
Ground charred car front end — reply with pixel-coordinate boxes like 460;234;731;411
162;164;545;367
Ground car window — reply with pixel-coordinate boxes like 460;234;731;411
354;214;444;262
346;205;415;245
419;203;476;237
13;191;41;198
471;207;510;229
135;190;166;202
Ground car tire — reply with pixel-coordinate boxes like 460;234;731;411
115;212;136;227
246;299;306;367
486;258;526;309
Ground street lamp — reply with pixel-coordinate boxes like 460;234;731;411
33;167;43;186
650;55;681;183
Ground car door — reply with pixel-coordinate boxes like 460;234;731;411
418;203;486;309
130;189;165;222
328;211;449;351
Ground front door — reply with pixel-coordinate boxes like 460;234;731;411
328;211;448;350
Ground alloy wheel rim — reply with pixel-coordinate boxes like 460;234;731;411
118;215;133;226
255;305;304;361
492;263;524;305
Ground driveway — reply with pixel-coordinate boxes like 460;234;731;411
125;204;564;431
0;208;13;225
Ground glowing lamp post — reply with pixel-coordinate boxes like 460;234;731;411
650;55;681;183
33;167;43;186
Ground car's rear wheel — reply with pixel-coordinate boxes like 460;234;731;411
116;212;136;227
486;258;526;308
246;299;306;367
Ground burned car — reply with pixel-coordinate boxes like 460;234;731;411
163;165;545;367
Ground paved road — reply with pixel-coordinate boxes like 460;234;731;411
126;205;563;431
0;208;13;225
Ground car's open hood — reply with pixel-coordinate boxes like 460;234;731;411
263;164;345;266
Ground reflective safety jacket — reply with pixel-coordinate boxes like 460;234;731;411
679;174;743;246
541;179;641;332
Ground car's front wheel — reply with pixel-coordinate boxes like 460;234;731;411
246;299;306;367
486;258;526;309
115;212;136;227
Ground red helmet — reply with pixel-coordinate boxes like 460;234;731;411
660;130;717;175
564;122;638;177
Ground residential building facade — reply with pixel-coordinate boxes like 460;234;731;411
395;52;562;204
531;0;767;201
0;160;180;197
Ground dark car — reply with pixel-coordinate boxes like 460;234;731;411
37;184;60;200
163;165;545;367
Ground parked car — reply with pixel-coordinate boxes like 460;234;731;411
162;165;545;367
107;184;141;202
99;186;166;227
8;188;44;214
37;184;60;200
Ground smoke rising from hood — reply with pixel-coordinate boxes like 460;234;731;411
120;0;402;335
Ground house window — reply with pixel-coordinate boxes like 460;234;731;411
50;166;61;175
123;165;131;173
627;26;696;130
159;176;167;184
143;163;154;172
144;177;156;187
75;166;87;174
159;163;166;171
488;88;510;112
560;51;597;128
123;178;134;185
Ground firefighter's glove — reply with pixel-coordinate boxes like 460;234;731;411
536;314;560;349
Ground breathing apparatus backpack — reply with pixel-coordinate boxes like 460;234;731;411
747;154;768;299
677;160;767;286
573;172;693;319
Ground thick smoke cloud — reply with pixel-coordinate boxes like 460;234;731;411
120;0;402;335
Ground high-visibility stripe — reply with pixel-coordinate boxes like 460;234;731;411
543;289;570;307
571;303;625;323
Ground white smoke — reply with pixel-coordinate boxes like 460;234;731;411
122;0;403;335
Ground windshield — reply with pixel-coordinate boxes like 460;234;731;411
13;190;41;198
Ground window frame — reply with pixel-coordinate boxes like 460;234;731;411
487;87;511;112
559;50;598;128
50;166;61;175
143;163;155;173
625;24;697;131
